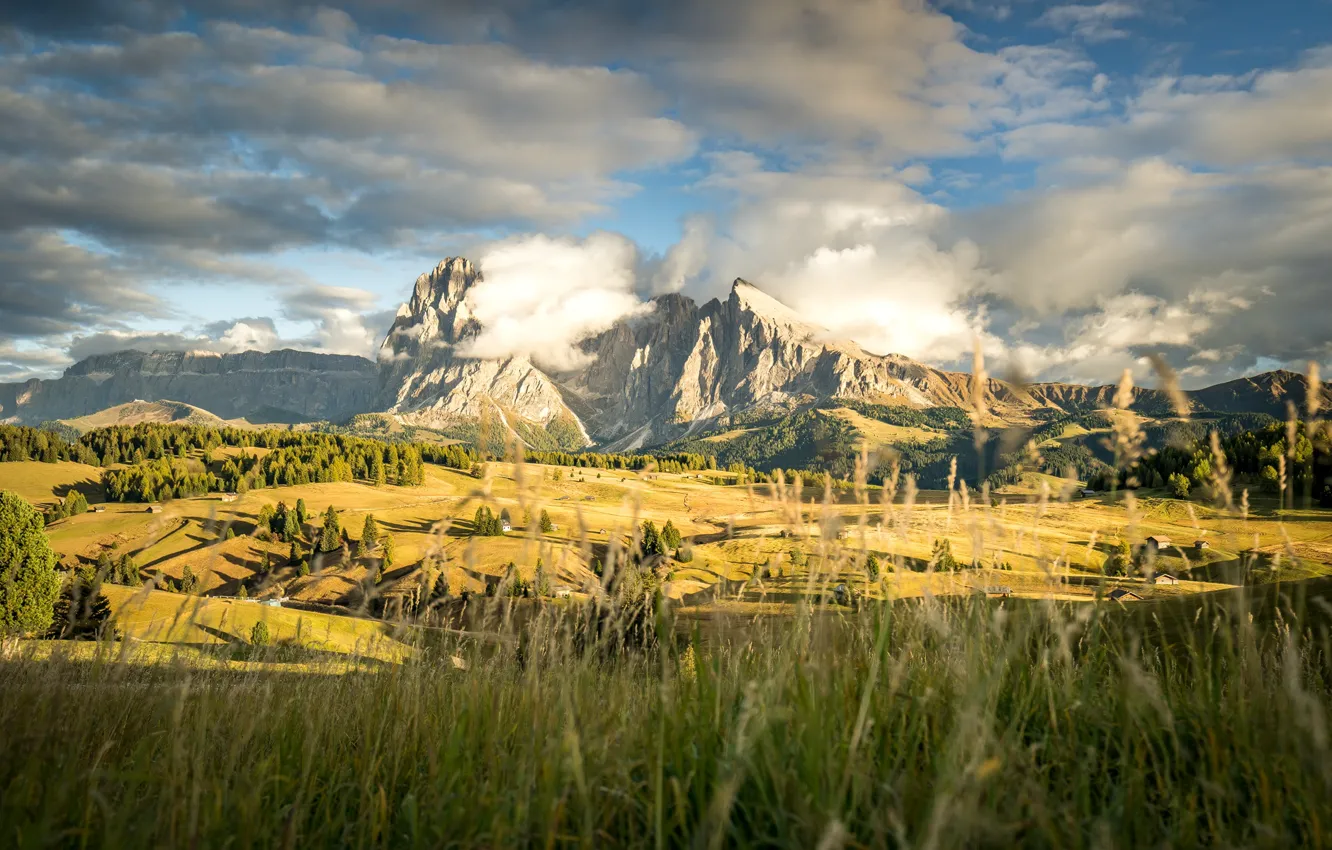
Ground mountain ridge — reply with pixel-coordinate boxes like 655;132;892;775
3;257;1327;448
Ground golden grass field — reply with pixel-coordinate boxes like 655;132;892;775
9;445;1332;636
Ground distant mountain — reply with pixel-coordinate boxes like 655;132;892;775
0;349;379;426
3;257;1327;453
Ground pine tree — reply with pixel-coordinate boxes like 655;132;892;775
295;498;308;527
250;620;270;647
361;514;379;550
236;582;248;600
865;552;881;582
47;575;113;639
661;519;682;552
371;453;386;487
114;553;140;586
640;520;664;557
381;535;395;569
319;506;340;553
533;557;553;597
282;510;300;543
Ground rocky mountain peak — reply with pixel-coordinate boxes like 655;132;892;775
383;257;483;359
727;277;830;340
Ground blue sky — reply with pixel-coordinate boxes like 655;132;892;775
1;0;1330;388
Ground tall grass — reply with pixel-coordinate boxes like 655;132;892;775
3;587;1331;848
3;361;1331;848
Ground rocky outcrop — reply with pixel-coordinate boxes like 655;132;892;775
0;349;379;425
558;280;959;448
376;258;590;445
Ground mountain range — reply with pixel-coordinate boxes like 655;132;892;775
2;257;1326;452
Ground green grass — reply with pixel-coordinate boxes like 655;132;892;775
3;588;1330;847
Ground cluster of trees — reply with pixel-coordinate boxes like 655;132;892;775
835;401;971;431
1086;420;1331;505
638;520;683;559
472;506;506;536
94;551;142;586
0;425;99;464
91;428;430;503
43;491;89;524
102;458;222;502
524;449;714;472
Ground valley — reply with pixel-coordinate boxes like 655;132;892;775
7;413;1330;655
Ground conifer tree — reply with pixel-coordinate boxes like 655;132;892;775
319;506;340;553
661;519;682;552
640;521;665;558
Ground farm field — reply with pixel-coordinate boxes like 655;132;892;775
8;449;1331;629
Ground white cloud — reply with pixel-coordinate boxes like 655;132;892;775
693;158;986;365
649;215;712;294
1004;48;1332;168
1035;3;1141;43
217;319;280;352
460;232;651;370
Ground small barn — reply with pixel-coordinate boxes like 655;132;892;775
1080;489;1097;498
553;585;574;599
147;504;164;514
500;519;512;532
91;505;106;513
220;492;239;503
1108;588;1143;602
1194;539;1209;550
983;585;1013;598
1145;535;1172;552
1154;573;1179;585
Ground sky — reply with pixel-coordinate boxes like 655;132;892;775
2;0;1331;388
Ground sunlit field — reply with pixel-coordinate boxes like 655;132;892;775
4;368;1332;847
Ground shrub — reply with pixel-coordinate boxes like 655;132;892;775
249;620;271;647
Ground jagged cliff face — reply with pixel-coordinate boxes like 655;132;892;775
0;349;379;425
370;263;986;448
6;256;1324;446
560;281;962;448
376;258;589;443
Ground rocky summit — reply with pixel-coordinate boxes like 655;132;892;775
2;257;1326;449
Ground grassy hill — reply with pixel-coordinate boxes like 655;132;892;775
59;400;249;433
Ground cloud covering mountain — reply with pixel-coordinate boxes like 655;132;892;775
1;0;1329;387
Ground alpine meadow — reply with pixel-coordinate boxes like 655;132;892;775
3;1;1332;848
